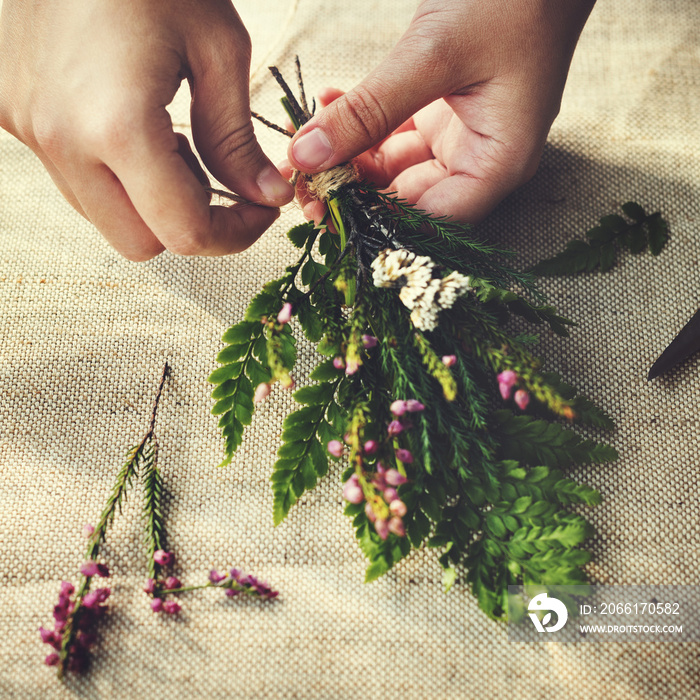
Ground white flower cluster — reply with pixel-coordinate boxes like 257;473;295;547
371;248;472;331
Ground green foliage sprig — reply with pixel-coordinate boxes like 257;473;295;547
531;202;669;275
209;63;668;621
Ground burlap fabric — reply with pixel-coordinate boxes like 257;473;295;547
1;1;699;697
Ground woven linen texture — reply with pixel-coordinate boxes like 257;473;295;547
1;1;699;697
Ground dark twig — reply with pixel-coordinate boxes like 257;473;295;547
251;111;294;138
294;56;310;119
268;66;307;127
205;187;252;205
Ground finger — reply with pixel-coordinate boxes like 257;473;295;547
394;160;516;224
287;25;465;173
98;104;279;257
33;150;88;219
66;161;165;261
187;23;293;207
356;130;433;188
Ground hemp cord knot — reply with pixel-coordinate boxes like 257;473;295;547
304;163;359;202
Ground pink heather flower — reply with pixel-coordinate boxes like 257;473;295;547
327;440;344;458
164;576;181;590
253;382;271;403
45;653;60;667
96;564;110;578
405;400;425;413
388;517;406;537
94;588;110;604
390;400;407;416
514;389;530;410
82;592;100;609
362;334;378;348
39;627;61;648
343;484;364;504
277;302;293;325
497;370;517;388
389;499;407;518
59;581;75;598
364;501;377;523
163;601;181;615
375;518;389;540
385;469;407;486
395;448;413;464
150;598;163;613
209;570;226;584
153;550;174;567
80;561;99;578
225;588;240;597
363;440;378;456
144;578;156;594
442;355;457;367
499;382;513;400
383;487;398;503
83;524;95;538
333;356;345;370
345;359;360;375
387;420;404;436
343;432;352;444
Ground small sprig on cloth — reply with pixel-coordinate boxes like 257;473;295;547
208;61;660;620
530;202;668;275
42;364;277;679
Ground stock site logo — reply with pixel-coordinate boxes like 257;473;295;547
527;593;569;633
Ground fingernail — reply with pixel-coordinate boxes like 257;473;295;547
257;167;294;203
292;129;332;170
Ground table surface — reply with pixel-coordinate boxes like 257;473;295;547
1;1;699;698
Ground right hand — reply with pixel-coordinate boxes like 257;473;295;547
0;0;293;260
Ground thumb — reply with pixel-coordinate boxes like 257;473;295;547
189;29;293;207
288;30;458;173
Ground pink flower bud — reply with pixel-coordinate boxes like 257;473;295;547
164;576;181;590
153;550;174;567
497;370;517;388
253;382;272;403
333;356;345;370
395;448;413;464
327;440;344;458
364;501;377;523
80;561;99;578
150;598;163;613
277;302;293;325
94;588;111;603
390;400;407;416
363;440;378;456
385;469;407;486
163;600;181;615
387;420;403;436
82;592;100;609
388;516;406;537
96;563;110;578
343;432;352;444
362;334;378;348
442;355;457;367
83;524;95;538
514;389;530;410
499;382;513;400
375;518;389;540
59;581;75;598
383;487;398;503
45;653;60;667
389;499;407;517
405;400;425;412
343;484;364;504
345;359;360;375
144;578;156;594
